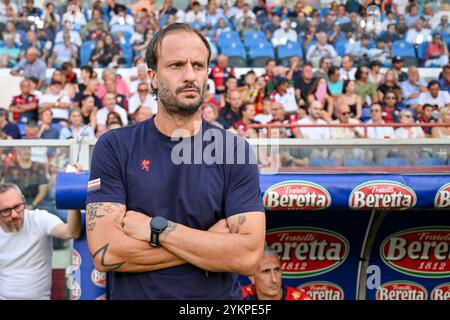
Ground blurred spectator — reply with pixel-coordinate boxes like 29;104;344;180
307;78;334;122
235;3;256;30
298;101;330;140
365;103;395;139
318;12;336;37
22;31;49;62
286;56;302;98
418;80;450;110
439;65;450;94
368;60;383;86
394;109;425;138
48;32;78;68
128;82;157;115
97;68;131;99
339;55;355;81
110;6;135;33
377;69;403;102
405;19;431;46
431;107;450;138
327;66;344;97
96;92;128;132
40;2;61;40
404;5;420;28
79;95;98;130
37;108;60;139
39;80;71;124
129;63;149;94
345;34;371;65
354;65;378;106
270;76;298;114
267;101;298;138
0;35;20;68
82;8;108;40
335;4;349;25
227;0;245;20
106;0;127;17
379;23;400;45
9;79;38;125
418;104;438;136
306;31;340;68
272;18;297;47
62;3;86;31
106;110;124;128
105;79;128;110
201;103;222;127
424;33;449;68
382;90;400;123
77;65;94;92
206;4;225;28
219;76;238;108
210;54;235;94
240;70;258;103
185;1;206;24
262;59;276;83
0;108;20;139
380;11;397;32
10;47;46;89
330;103;364;139
313;57;332;80
132;0;155;16
296;63;315;103
242;246;312;300
73;78;102;109
132;105;153;123
0;0;18;16
368;39;391;67
4;147;48;209
3;21;23;47
232;102;259;139
218;89;242;129
436;15;450;35
55;21;82;47
392;56;408;83
400;66;428;107
159;0;177;18
59;107;95;140
423;3;440;30
253;98;273;124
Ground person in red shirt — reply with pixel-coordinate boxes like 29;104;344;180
242;246;312;300
9;79;39;124
209;54;235;94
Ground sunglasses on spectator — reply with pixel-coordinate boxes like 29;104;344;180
340;111;351;116
385;96;396;99
404;115;412;118
371;109;381;113
0;202;26;217
138;89;148;92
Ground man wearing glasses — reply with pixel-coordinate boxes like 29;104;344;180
365;103;395;139
0;183;81;300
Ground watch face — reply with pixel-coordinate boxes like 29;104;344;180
151;216;168;230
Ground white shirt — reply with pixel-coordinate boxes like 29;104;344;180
271;87;298;113
394;126;425;139
340;68;355;81
96;105;129;126
185;10;206;23
128;93;157;115
406;28;432;45
365;119;395;139
272;28;298;47
39;92;72;120
253;113;273;124
307;43;338;61
298;116;330;140
418;91;450;109
110;14;135;26
330;118;364;139
0;210;63;300
62;11;87;30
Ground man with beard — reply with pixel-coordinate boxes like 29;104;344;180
86;23;265;300
0;183;81;299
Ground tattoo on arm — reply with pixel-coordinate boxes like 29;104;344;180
86;202;123;232
230;214;247;234
93;243;125;271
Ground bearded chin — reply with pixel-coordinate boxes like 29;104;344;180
158;79;207;118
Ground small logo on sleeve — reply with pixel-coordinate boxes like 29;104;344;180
141;159;151;171
88;178;101;191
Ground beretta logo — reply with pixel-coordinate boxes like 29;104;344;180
431;283;450;300
266;227;349;277
91;269;107;288
376;281;427;300
263;180;331;210
381;226;450;278
71;249;81;271
434;183;450;209
297;281;344;300
349;180;416;210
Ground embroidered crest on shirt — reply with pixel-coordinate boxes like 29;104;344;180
141;159;151;171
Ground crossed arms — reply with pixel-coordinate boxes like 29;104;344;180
86;202;265;275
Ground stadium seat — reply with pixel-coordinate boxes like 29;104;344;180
319;7;329;17
217;31;241;49
221;42;247;67
80;40;96;66
248;41;275;67
391;40;417;66
414;157;445;166
379;157;408;166
121;43;133;67
189;22;207;30
361;108;371;122
277;41;302;66
310;157;339;167
334;39;347;57
244;30;266;48
417;41;429;66
343;158;365;167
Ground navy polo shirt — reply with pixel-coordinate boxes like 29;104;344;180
87;117;264;300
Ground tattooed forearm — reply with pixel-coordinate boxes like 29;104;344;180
93;243;125;271
86;203;105;221
230;214;247;233
86;203;124;232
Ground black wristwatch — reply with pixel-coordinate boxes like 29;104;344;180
150;216;168;247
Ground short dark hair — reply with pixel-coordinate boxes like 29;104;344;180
239;102;253;117
428;80;440;89
423;103;434;110
265;58;275;66
328;66;339;78
370;60;382;69
0;108;8;118
145;23;211;96
81;65;94;76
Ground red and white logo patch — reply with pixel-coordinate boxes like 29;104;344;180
87;178;101;192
